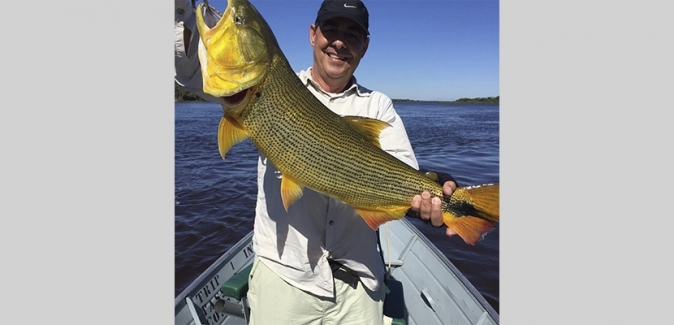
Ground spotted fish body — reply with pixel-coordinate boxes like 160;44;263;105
196;0;499;245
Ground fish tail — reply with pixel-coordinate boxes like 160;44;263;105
443;184;499;245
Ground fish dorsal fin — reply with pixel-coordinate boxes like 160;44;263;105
341;116;390;148
355;206;409;230
280;174;304;211
218;115;249;159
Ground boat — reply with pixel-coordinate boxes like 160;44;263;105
174;218;499;325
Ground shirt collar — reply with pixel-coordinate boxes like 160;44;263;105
298;67;371;98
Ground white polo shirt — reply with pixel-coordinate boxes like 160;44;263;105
252;68;419;298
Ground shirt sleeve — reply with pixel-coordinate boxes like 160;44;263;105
174;0;219;102
372;93;420;170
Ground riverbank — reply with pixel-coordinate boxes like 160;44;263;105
175;82;499;104
393;96;499;104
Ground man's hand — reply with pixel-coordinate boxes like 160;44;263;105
410;181;457;237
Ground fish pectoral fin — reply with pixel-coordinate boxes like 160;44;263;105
355;206;409;230
218;115;249;159
341;116;391;149
280;174;304;211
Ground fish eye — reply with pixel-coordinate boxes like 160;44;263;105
235;15;245;25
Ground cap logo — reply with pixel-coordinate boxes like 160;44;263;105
344;3;356;8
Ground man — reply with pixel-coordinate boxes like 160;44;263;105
175;0;457;323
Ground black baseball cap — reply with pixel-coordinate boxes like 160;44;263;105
315;0;369;35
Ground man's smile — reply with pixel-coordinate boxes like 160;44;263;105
323;49;350;61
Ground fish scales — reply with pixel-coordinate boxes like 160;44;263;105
238;55;441;211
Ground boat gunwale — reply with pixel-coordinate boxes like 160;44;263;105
174;231;254;314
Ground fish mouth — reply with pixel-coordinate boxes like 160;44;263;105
224;90;248;106
221;84;260;112
195;0;272;98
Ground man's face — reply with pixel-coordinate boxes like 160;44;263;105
310;17;369;84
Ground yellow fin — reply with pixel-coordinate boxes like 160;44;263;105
280;174;304;211
451;184;500;223
217;115;248;159
355;206;409;230
443;214;495;246
464;184;500;222
443;183;500;245
341;116;390;148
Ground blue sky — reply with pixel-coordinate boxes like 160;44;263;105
204;0;499;101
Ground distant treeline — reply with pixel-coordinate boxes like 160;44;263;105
393;96;499;104
453;96;499;103
176;82;498;104
175;82;206;102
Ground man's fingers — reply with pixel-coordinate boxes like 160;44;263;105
443;181;456;196
411;195;421;210
430;197;443;227
419;191;432;220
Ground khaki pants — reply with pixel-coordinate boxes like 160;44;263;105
247;258;385;325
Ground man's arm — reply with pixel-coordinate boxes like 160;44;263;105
174;0;220;102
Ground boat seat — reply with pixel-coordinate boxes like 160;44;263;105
213;264;254;322
220;263;254;300
219;263;406;325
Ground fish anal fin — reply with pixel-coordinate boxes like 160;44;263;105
218;115;248;159
280;174;304;211
341;116;390;148
443;214;495;246
355;206;409;230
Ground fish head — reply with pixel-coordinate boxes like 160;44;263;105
195;0;276;113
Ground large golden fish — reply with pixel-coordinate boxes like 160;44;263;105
195;0;499;245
